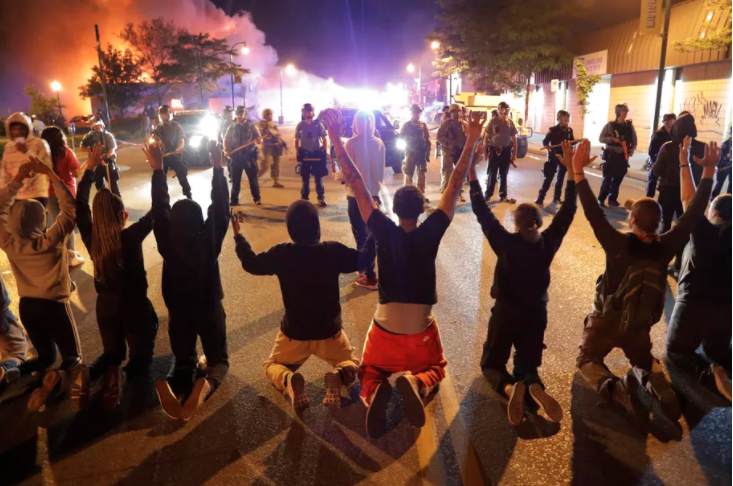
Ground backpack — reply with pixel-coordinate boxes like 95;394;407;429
596;259;667;331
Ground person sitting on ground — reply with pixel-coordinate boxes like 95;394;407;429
0;273;26;394
1;113;53;206
0;157;87;413
321;107;485;438
147;140;230;422
665;138;731;401
74;143;159;410
231;200;375;410
471;140;578;426
574;135;717;425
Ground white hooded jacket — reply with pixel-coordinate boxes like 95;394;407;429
1;113;53;200
344;110;385;197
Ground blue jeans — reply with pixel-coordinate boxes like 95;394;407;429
647;169;658;197
347;197;376;280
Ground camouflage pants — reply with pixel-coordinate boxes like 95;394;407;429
258;151;281;182
403;153;427;193
440;150;463;194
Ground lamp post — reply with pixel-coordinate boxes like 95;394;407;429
279;64;296;125
407;63;421;104
51;80;63;120
230;42;249;109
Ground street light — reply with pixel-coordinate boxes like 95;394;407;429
431;40;440;50
230;41;248;109
51;80;63;119
279;64;296;125
327;77;334;83
406;63;421;104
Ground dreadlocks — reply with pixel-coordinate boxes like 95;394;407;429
91;189;126;285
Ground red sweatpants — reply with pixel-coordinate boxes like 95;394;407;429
358;321;447;403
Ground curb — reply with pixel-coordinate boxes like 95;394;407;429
525;145;649;184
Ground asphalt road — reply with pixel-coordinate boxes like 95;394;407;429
0;127;730;486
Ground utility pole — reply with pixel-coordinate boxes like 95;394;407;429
651;0;672;132
95;25;111;126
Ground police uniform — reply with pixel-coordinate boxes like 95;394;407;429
153;120;192;199
536;124;573;204
400;119;431;193
81;129;121;197
256;120;284;184
484;116;518;200
225;120;261;204
598;119;637;205
436;117;467;193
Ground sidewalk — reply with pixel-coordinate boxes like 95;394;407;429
524;133;650;183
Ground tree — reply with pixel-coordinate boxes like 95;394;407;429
431;0;573;123
673;0;732;52
574;59;601;138
162;32;243;107
79;44;144;119
24;85;62;125
120;18;180;106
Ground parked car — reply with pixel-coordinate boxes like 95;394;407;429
330;107;404;174
171;110;221;167
67;115;94;133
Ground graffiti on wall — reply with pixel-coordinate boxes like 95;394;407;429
681;91;723;126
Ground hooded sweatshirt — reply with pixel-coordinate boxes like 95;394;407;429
344;110;385;197
0;178;76;302
1;113;53;200
653;114;704;188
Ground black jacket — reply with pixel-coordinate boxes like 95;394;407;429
653;115;704;188
542;124;574;159
647;127;672;165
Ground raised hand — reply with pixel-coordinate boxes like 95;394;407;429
572;139;597;172
142;142;165;171
467;110;485;141
29;157;55;177
209;140;223;169
320;109;342;138
86;143;106;171
231;209;246;236
13;161;35;182
692;140;721;168
556;140;575;170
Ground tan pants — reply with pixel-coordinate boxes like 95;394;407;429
403;153;427;194
263;330;360;392
258;151;281;182
440;150;463;194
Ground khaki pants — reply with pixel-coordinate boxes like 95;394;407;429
258;151;281;182
440;150;464;194
403;153;427;193
263;330;360;392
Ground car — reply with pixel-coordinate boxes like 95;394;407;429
330;107;404;174
67;115;94;133
169;110;221;167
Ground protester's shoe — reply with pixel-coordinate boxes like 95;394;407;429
230;200;240;207
254;199;262;206
70;364;90;412
355;275;379;290
317;199;328;208
273;181;284;188
608;200;620;208
28;369;62;412
396;375;426;428
156;379;182;419
506;382;526;425
644;372;681;421
612;376;645;423
68;251;85;267
712;364;732;401
323;371;342;408
181;377;212;421
597;199;607;208
528;383;563;422
287;372;310;410
552;198;563;205
102;365;125;411
500;197;517;204
365;381;392;439
534;197;544;205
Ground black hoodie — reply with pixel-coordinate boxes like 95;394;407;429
653;114;704;188
152;167;229;310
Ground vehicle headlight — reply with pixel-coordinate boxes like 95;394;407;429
396;138;407;150
200;116;219;139
189;135;203;148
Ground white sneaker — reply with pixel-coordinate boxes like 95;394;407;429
69;252;85;267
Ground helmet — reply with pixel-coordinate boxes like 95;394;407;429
262;108;273;118
614;103;629;117
498;101;510;110
409;104;423;114
235;106;246;116
662;113;676;123
302;103;315;113
449;104;461;113
556;110;570;122
158;104;171;114
91;118;105;129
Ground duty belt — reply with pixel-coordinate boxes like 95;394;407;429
489;145;511;156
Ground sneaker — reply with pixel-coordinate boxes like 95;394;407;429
323;370;342;408
254;200;262;206
500;197;517;204
68;251;85;267
365;381;393;439
608;200;620;208
712;364;732;401
317;199;328;208
181;377;211;421
287;372;310;410
28;369;62;412
273;181;284;188
534;197;544;205
646;372;681;422
70;364;90;412
552;198;563;205
528;383;563;422
506;382;525;425
612;375;645;423
155;379;182;419
102;365;125;411
396;375;426;428
355;275;378;290
598;199;607;208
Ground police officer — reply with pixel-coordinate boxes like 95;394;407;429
646;113;676;198
81;118;121;197
218;106;235;179
482;101;518;203
400;103;431;201
535;110;573;205
152;105;192;199
224;106;262;206
256;108;285;188
598;103;637;207
295;103;328;207
437;103;467;200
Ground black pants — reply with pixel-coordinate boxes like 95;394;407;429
485;146;511;199
167;302;229;397
646;168;658;198
658;186;685;270
480;300;547;390
89;293;158;381
94;161;121;197
163;154;192;198
666;299;732;379
230;154;261;204
17;297;82;375
300;161;326;201
537;157;567;203
712;168;731;199
347;196;376;280
598;157;628;204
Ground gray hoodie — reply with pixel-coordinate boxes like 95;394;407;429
0;178;76;302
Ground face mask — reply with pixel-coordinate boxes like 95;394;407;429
13;137;25;144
